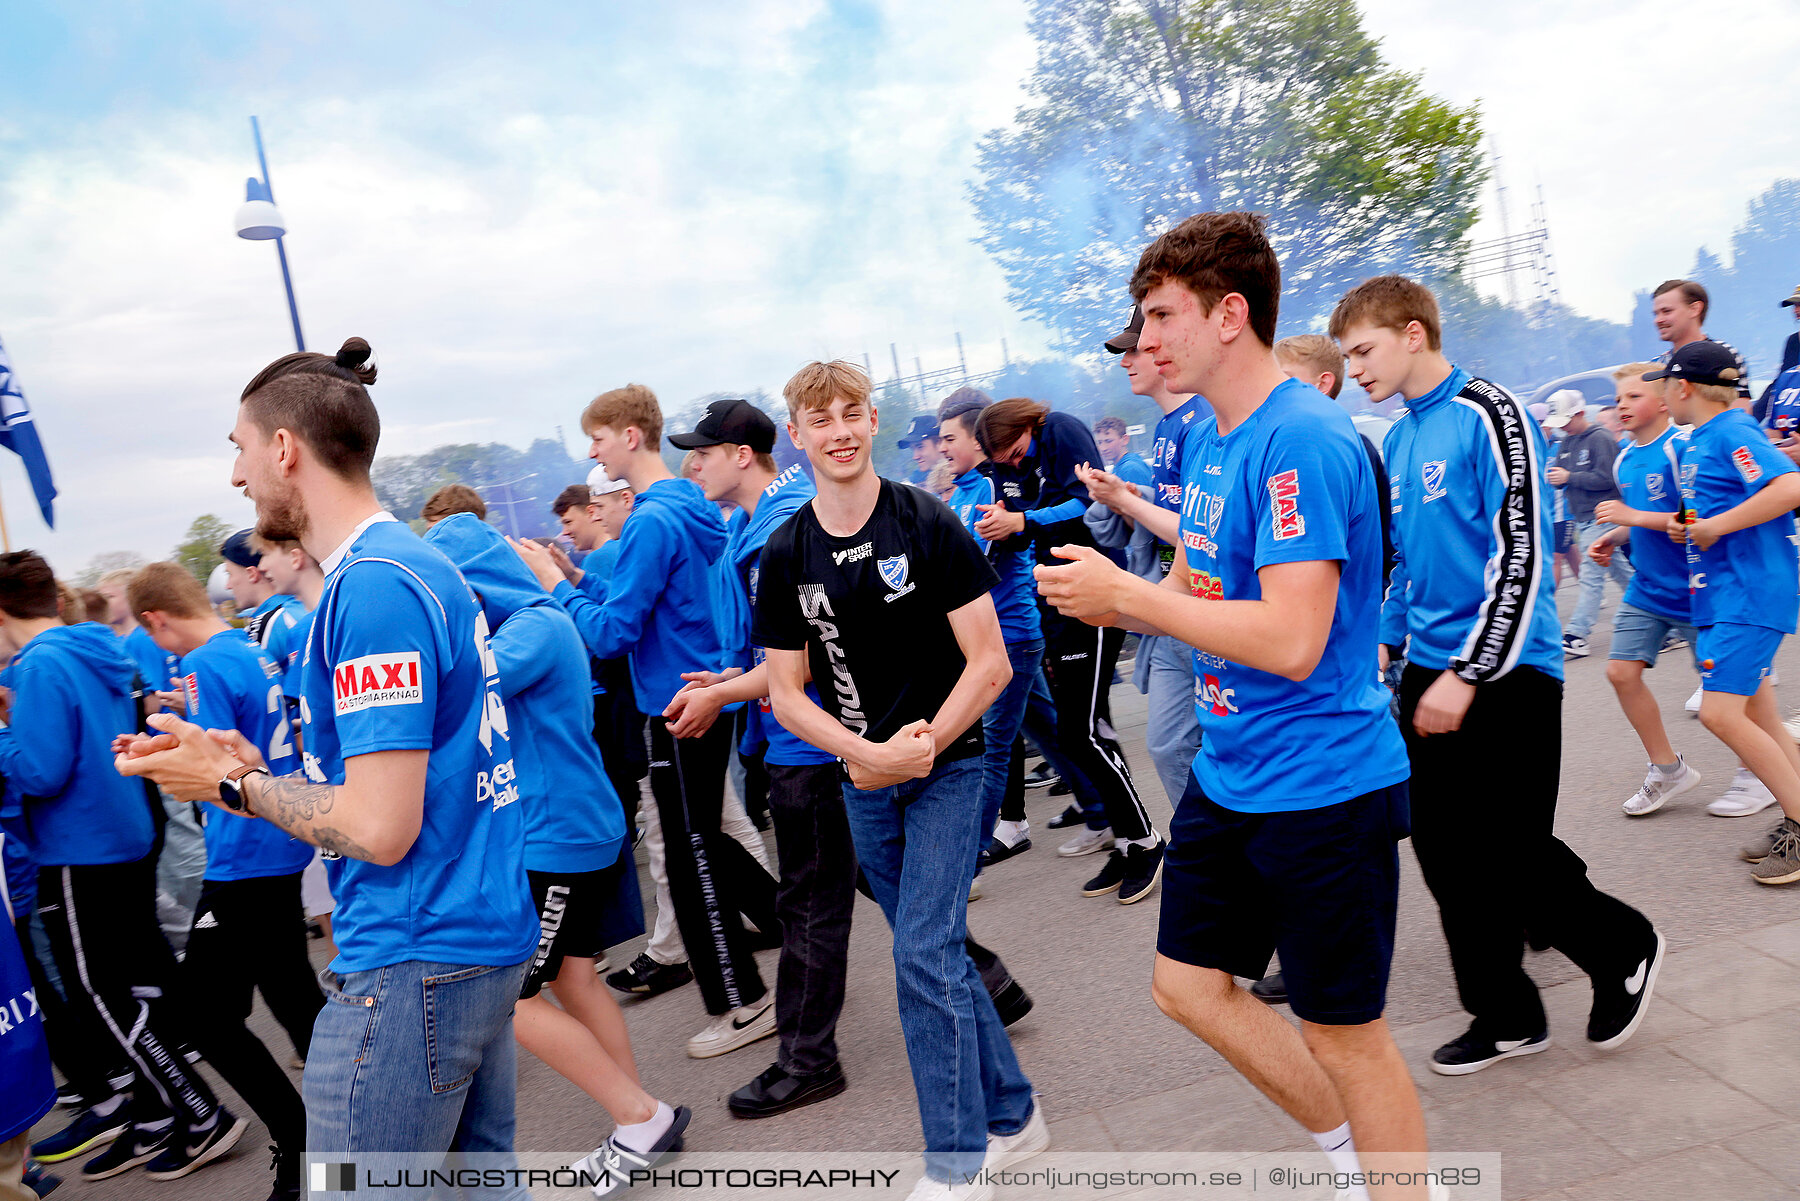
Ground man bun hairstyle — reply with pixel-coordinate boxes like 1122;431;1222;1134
239;336;381;481
1328;275;1443;353
974;397;1048;457
1653;278;1709;323
127;561;211;622
1129;211;1281;348
0;551;63;621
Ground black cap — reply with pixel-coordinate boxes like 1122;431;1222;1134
668;397;776;454
220;529;261;568
896;415;941;448
1642;341;1745;388
1104;304;1144;354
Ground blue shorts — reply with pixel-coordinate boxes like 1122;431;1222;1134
1157;776;1409;1026
1609;602;1698;668
1696;623;1785;696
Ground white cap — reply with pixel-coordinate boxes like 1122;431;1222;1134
587;464;629;497
1542;389;1586;430
206;562;232;607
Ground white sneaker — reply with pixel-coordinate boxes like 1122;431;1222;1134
1685;684;1703;715
982;1101;1050;1172
1622;758;1702;816
903;1175;992;1201
991;819;1030;848
685;997;776;1059
967;876;984;903
1057;827;1112;857
1708;769;1780;818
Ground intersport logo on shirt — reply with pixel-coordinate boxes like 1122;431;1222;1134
333;652;423;716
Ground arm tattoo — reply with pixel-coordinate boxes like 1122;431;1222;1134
245;772;384;861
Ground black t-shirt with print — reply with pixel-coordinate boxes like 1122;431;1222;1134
753;478;1000;763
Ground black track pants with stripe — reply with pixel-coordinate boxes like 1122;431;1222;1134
648;716;776;1015
1041;616;1153;841
36;858;221;1129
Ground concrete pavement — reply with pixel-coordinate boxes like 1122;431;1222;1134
29;583;1800;1199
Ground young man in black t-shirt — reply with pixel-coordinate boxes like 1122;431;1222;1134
755;361;1043;1199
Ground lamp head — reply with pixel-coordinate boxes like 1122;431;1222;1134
235;177;286;240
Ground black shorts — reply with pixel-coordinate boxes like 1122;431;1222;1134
520;867;613;999
1554;519;1575;553
1157;777;1409;1026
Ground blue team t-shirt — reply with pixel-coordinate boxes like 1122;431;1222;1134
123;625;177;694
1177;377;1408;813
1679;408;1800;633
299;515;535;973
1149;395;1214;579
1112;452;1153;489
1762;365;1800;435
1614;426;1691;623
180;630;312;881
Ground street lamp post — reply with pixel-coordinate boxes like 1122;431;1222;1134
234;116;306;352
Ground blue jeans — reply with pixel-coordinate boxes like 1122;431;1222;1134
979;639;1044;848
1567;518;1632;640
841;756;1035;1181
1141;635;1203;807
306;958;529;1198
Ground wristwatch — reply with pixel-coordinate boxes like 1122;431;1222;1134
218;764;270;813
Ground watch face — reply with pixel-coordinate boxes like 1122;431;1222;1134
218;778;245;811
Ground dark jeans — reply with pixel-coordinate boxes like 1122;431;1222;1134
1042;616;1153;840
767;761;858;1076
182;873;321;1153
649;717;776;1015
36;859;221;1129
1401;664;1655;1037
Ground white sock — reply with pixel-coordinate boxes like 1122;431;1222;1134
612;1101;674;1153
1311;1121;1361;1177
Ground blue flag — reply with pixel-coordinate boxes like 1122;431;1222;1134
0;336;57;528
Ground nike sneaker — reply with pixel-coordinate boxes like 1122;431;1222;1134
1588;927;1666;1049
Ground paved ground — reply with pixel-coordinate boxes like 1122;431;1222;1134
29;584;1800;1199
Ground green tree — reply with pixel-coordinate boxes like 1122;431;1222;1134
172;515;233;582
970;0;1486;353
75;550;148;588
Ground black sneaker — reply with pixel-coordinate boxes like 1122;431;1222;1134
577;1105;691;1199
79;1127;170;1181
1046;803;1085;829
265;1144;300;1201
1048;778;1073;797
728;1061;847;1119
1428;1026;1550;1076
1249;972;1288;1006
1563;634;1590;658
143;1110;248;1180
32;1108;128;1164
606;952;694;997
1080;848;1128;897
988;975;1034;1027
1023;763;1060;790
1588;927;1665;1049
1117;841;1164;905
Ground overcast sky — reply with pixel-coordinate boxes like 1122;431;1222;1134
2;0;1797;576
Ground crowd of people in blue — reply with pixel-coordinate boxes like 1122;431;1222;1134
3;213;1800;1201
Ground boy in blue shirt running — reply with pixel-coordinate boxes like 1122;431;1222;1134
510;384;777;1061
1039;214;1425;1193
1647;341;1800;884
131;560;316;1200
1337;275;1664;1079
119;338;538;1177
1583;364;1711;815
